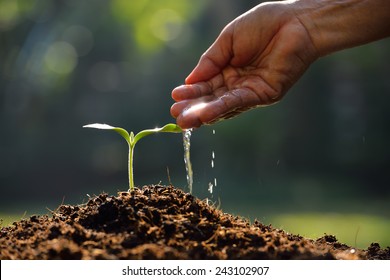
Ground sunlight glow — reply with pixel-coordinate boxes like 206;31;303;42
182;102;207;117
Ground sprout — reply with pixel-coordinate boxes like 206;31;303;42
83;123;182;191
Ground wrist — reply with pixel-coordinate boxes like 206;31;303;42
293;0;390;56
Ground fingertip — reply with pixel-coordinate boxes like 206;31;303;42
170;104;178;119
185;65;212;85
184;72;198;85
172;85;193;101
171;85;185;101
172;84;209;101
185;58;206;85
170;100;192;118
186;37;231;84
174;101;205;129
176;114;202;130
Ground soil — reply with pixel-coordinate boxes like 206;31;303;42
1;185;389;260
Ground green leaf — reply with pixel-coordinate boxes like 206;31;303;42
83;123;131;144
133;123;182;144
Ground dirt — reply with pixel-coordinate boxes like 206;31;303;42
1;185;389;260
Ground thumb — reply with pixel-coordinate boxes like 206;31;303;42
185;27;233;84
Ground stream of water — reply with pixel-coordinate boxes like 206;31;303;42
183;128;218;195
182;129;193;193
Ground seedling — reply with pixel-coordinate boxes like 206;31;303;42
83;123;182;191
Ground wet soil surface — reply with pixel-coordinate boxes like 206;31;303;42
1;185;389;260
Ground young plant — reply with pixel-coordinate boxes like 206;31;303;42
83;123;182;191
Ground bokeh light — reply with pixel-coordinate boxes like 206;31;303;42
0;0;20;31
150;9;184;42
44;41;78;75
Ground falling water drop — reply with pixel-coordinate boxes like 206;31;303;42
208;130;218;195
208;182;213;194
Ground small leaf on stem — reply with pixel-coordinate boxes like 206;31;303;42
83;123;131;144
134;123;182;144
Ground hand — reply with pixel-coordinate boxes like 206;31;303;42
171;1;319;129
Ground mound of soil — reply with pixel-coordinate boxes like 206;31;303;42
1;185;389;260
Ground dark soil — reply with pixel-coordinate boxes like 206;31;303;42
1;185;389;260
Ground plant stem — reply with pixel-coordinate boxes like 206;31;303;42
128;143;135;191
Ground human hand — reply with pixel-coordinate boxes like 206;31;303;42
171;1;319;129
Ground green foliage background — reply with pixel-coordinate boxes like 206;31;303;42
1;0;389;248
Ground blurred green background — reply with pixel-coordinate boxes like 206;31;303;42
1;0;389;249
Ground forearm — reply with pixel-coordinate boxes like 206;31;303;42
293;0;390;56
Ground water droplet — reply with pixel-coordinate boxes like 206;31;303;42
208;182;213;194
209;130;218;194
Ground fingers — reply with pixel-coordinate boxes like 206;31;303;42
170;96;213;128
172;74;225;101
171;88;262;129
174;98;224;129
170;100;191;118
171;82;212;102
